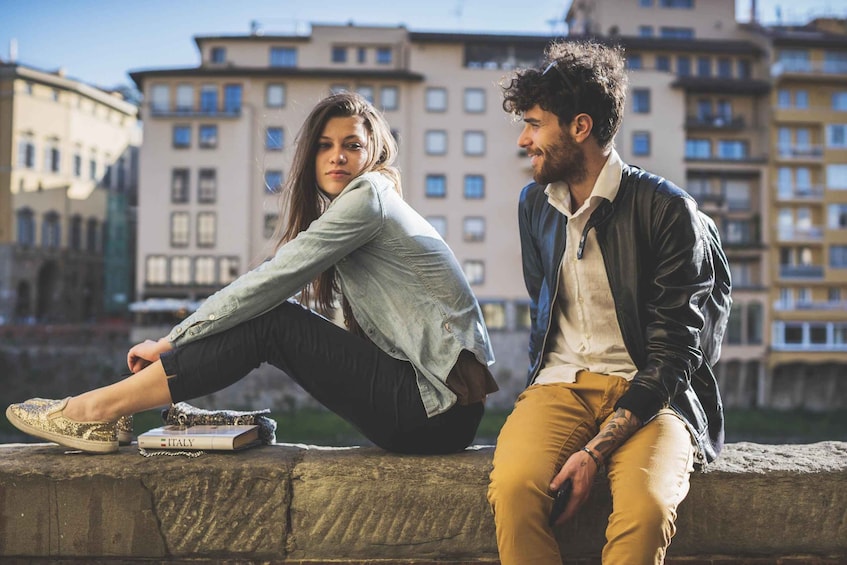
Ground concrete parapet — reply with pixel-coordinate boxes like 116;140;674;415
0;442;844;564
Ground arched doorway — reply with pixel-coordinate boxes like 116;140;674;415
36;261;59;322
15;281;32;323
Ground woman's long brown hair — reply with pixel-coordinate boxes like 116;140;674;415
273;91;401;330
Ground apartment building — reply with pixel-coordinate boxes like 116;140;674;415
0;62;140;323
764;21;847;408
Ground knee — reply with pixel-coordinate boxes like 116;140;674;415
487;458;550;516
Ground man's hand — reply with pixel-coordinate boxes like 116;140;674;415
548;407;643;527
549;448;600;525
127;338;173;373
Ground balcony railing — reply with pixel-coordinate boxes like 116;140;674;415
777;225;824;242
149;107;242;118
685;115;746;130
771;60;847;77
779;264;825;279
774;300;847;312
776;185;825;201
776;144;824;160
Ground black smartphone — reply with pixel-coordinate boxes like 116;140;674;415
548;478;573;527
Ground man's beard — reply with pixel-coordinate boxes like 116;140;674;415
533;134;587;186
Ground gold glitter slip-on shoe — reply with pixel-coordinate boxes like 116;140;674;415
5;397;118;453
116;415;133;445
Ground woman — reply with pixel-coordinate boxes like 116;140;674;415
7;92;497;454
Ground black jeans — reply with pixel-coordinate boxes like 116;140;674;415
159;300;483;454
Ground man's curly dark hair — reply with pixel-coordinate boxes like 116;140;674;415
502;40;628;149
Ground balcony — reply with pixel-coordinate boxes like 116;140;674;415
685;114;746;130
776;184;825;201
779;264;825;279
149;106;242;119
776;144;824;161
772;60;847;79
777;225;824;242
774;299;847;312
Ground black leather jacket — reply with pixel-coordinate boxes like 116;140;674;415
518;164;726;466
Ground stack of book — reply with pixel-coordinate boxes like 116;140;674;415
138;424;260;451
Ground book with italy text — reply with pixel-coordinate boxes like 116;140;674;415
137;424;261;451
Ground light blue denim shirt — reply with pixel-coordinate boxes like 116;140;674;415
166;172;495;417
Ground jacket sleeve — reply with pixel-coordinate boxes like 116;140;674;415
615;194;714;423
166;178;384;346
518;184;545;365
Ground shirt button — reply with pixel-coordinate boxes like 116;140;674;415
208;314;216;320
444;322;451;331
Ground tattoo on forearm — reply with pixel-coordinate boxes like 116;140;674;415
592;408;642;458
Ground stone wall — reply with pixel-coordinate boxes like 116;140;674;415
0;441;844;564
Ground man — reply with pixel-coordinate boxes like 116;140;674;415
487;41;730;564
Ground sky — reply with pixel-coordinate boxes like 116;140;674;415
1;0;846;90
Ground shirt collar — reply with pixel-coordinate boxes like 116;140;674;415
545;148;623;217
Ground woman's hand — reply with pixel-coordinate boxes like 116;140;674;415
127;338;173;373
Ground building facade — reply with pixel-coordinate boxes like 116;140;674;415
129;5;847;408
0;62;140;324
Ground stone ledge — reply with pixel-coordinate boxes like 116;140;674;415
0;442;844;563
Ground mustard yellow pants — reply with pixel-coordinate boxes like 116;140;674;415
487;371;695;565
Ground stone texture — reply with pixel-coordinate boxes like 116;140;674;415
0;442;845;563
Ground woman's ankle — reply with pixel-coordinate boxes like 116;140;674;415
64;396;116;422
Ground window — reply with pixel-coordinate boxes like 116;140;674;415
223;84;242;114
150;84;169;113
826;125;847;148
779;49;810;72
85;218;98;252
830;245;847;268
376;47;392;64
264;170;283;194
833;92;847;111
266;84;285;108
464;131;485;155
717;57;732;78
266;127;283;150
45;143;60;173
727;303;742;344
426;216;447;237
197;212;216;247
70;215;82;250
828;164;847;189
677;56;691;76
777;89;791;108
171;169;190;203
264;213;279;239
425;174;447;198
199;125;218;148
380;86;398;111
270;47;297;67
718;140;748;160
747;302;763;345
685;139;710;159
173;125;191;148
640;0;653;5
175;84;194;112
796;90;808;109
195;257;217;285
737;59;751;78
632;132;651;156
146;256;168;284
171;212;190;247
656;55;671;71
661;27;694;39
170;256;191;285
425;88;447;112
330;84;348;95
356;86;374;103
724;180;751;211
632;89;650;113
200;84;217;113
463;260;485;285
828;204;847;229
73;152;82;177
464;175;485;199
425;130;447;155
219;257;240;284
697;56;711;77
198;169;216;203
16;208;35;246
464;88;485;113
481;302;506;330
89;154;97;181
626;54;642;70
824;51;847;74
18;135;35;168
463;217;485;242
210;47;226;63
357;47;367;63
331;46;347;63
660;0;693;7
639;26;653;37
41;212;60;249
